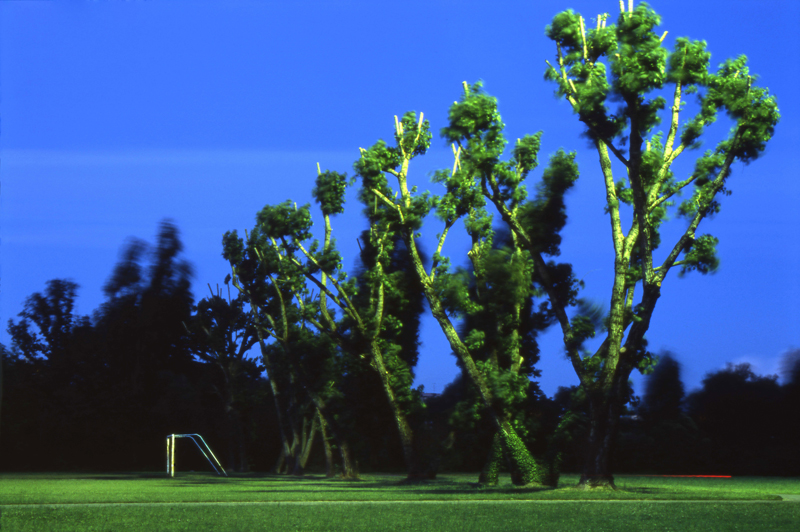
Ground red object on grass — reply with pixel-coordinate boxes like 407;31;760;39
640;475;732;478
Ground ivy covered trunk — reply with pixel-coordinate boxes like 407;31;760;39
423;285;545;485
370;342;425;479
479;432;503;485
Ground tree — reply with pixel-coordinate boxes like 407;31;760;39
640;351;684;422
778;349;800;475
517;1;777;487
687;363;782;475
92;220;207;470
97;220;196;396
635;351;703;474
7;279;83;364
442;227;557;484
353;103;575;485
4;279;98;469
223;168;413;477
184;283;259;472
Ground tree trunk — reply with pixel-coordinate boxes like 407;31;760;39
303;386;357;478
318;410;335;477
219;372;249;473
369;342;425;479
274;448;286;474
339;440;358;479
288;416;304;476
479;432;503;485
253;329;303;476
578;385;625;489
300;413;319;469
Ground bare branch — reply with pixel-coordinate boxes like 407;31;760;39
451;143;462;176
369;187;405;224
429;219;456;281
413;112;424;145
579;16;588;61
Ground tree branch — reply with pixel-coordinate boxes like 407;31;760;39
654;133;739;284
369;188;405;224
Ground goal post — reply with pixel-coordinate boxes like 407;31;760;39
166;433;228;477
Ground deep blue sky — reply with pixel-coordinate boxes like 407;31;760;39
2;0;798;398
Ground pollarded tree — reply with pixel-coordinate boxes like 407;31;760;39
223;167;424;478
223;217;320;476
445;228;561;485
515;1;778;487
353;108;581;486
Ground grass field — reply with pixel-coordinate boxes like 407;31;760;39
1;472;799;531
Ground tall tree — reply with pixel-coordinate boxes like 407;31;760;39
97;220;196;395
353;106;575;486
223;220;314;476
502;1;780;487
223;170;392;477
442;227;558;484
184;283;259;472
93;220;204;470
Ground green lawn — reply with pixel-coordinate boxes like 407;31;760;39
1;472;799;531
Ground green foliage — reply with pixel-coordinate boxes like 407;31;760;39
612;4;667;100
666;38;710;86
312;170;351;217
396;111;433;158
518;149;579;256
678;234;719;277
256;200;313;243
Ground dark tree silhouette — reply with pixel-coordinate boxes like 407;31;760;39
688;363;782;475
184;284;259;472
641;352;684;422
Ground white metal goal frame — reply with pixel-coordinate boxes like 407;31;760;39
166;433;227;477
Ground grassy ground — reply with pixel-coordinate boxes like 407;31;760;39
1;472;799;531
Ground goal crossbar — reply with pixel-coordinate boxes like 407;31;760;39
166;433;228;477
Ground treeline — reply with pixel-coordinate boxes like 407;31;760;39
2;222;276;472
551;352;800;476
2;221;798;477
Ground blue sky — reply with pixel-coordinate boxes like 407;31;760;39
2;0;798;398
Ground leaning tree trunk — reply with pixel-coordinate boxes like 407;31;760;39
318;410;335;477
316;406;358;479
479;432;504;485
253;329;304;476
369;342;427;479
299;412;319;469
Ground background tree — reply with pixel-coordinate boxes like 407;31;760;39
4;279;101;469
0;221;282;473
184;283;260;472
778;349;800;475
510;1;781;487
626;351;703;474
687;363;783;475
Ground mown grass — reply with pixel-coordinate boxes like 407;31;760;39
1;473;798;531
